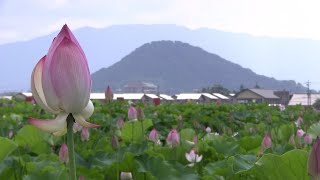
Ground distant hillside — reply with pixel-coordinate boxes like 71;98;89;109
92;41;307;93
1;24;319;92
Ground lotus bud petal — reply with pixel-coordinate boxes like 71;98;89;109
120;172;133;180
308;137;320;179
111;133;119;150
149;128;159;143
29;113;68;136
73;122;83;132
81;128;90;141
105;85;113;102
128;106;137;121
166;129;180;146
206;127;211;133
42;25;91;113
117;117;124;130
262;133;272;150
193;135;198;144
305;133;313;144
78;176;85;180
137;107;144;121
297;129;305;138
177;115;182;121
59;143;69;163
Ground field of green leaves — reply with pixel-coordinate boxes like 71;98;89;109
1;99;319;180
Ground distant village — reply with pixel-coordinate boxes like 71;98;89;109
1;81;318;107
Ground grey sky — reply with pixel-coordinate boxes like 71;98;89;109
2;0;320;44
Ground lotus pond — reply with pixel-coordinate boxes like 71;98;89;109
0;100;319;180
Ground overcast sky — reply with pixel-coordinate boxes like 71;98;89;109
1;0;320;44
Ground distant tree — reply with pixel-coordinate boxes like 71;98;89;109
254;82;260;89
201;84;230;96
313;99;320;110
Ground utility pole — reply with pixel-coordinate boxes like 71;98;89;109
306;81;311;106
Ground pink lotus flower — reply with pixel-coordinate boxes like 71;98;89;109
29;25;99;136
305;133;313;144
105;85;113;102
120;172;133;180
205;127;211;133
149;128;159;143
308;137;320;179
261;133;272;150
295;116;303;127
128;106;137;121
137;107;144;121
117;117;124;130
59;143;69;163
296;129;305;138
81;128;89;141
166;129;180;146
185;150;202;167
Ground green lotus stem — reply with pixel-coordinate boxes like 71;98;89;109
132;123;134;142
141;121;144;141
67;114;76;180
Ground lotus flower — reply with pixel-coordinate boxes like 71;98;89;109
81;128;89;141
297;129;305;138
128;106;137;121
149;128;159;143
305;133;313;144
185;150;202;167
28;24;99;136
105;85;113;102
295;116;303;127
117;117;124;130
120;172;133;180
166;129;180;146
308;137;320;179
205;127;211;133
261;133;272;150
59;143;69;163
137;107;144;121
8;131;14;139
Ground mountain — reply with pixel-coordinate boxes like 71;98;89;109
91;41;306;93
1;24;318;92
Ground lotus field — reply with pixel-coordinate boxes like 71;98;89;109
1;99;320;180
2;24;319;180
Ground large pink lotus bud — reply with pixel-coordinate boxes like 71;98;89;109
117;117;124;130
296;129;305;138
261;133;272;150
308;137;320;179
166;129;180;146
185;150;202;167
81;128;90;141
128;106;137;121
59;143;69;163
305;133;313;144
29;24;99;136
120;172;133;180
105;85;113;102
137;107;144;121
149;128;159;143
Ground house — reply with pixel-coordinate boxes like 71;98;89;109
235;89;280;104
113;93;160;104
175;93;217;103
0;96;12;100
159;94;175;103
123;81;158;93
212;93;230;103
90;93;105;101
288;94;320;106
13;92;34;102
